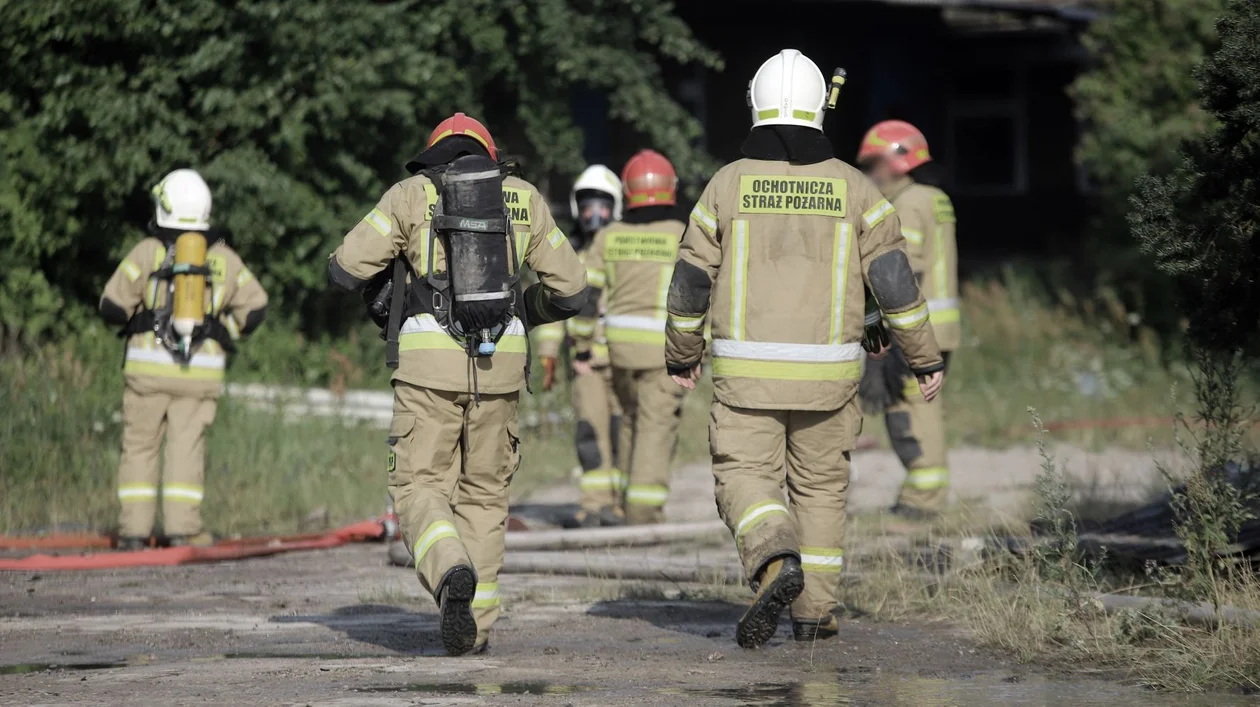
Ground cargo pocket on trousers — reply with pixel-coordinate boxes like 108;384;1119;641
708;403;729;460
387;412;416;479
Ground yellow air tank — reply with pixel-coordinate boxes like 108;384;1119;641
171;231;208;353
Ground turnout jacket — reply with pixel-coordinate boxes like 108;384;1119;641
887;179;960;352
570;218;688;370
533;245;611;368
666;158;943;411
330;174;587;395
100;237;268;397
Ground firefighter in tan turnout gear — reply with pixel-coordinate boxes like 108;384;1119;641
535;165;626;528
665;50;945;648
857;121;959;516
571;151;689;526
99;169;269;550
328;113;587;656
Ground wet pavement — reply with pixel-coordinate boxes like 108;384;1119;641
2;544;1254;705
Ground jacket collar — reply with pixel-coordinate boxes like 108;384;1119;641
740;126;834;165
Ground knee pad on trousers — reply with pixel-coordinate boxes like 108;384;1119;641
575;420;602;471
886;411;922;468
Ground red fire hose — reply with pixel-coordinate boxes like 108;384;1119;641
0;519;386;572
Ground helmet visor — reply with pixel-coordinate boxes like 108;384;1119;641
575;193;614;233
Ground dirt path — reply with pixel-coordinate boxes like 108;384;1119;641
0;542;1244;707
0;444;1225;706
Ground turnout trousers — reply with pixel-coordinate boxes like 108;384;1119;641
389;382;521;647
887;381;949;512
710;399;861;621
117;382;218;538
573;365;624;514
611;366;687;525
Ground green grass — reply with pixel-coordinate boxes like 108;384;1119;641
0;271;1235;534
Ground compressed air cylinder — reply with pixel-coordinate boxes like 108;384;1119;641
171;232;208;352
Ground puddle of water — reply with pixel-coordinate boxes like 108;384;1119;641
359;682;587;696
0;661;127;676
666;675;1256;706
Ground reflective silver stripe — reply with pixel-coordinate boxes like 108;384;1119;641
885;304;929;329
125;348;226;370
735;501;789;537
401;314;525;337
800;554;844;568
604;314;665;332
711;339;862;363
730;220;749;340
454;291;512;302
690;203;717;233
830;223;852;345
928;298;959;312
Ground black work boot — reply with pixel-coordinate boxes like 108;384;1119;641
598;505;626;527
437;565;478;656
793;615;840;642
888;504;939;521
737;555;804;649
116;537;148;551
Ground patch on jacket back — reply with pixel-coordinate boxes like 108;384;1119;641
737;176;847;217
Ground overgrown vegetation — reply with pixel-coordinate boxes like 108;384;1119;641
1128;0;1260;600
0;0;720;344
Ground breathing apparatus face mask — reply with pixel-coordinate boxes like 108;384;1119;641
575;191;615;235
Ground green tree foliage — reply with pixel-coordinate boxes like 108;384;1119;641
1129;0;1259;595
1071;0;1225;229
0;0;720;343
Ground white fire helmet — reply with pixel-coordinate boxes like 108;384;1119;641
152;168;212;231
569;164;623;222
747;49;827;131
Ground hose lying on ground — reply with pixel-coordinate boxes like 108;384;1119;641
0;520;386;571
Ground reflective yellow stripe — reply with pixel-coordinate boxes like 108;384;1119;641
545;227;566;249
655;265;673;318
118;483;157;501
224;316;241;340
901;228;924;247
885;302;929;329
236;267;254;287
580;469;627;491
365;207;391;236
756;108;779;120
800;546;844;573
735;500;789;538
730;220;749;340
691;202;717;235
566;319;596;337
862;199;895;228
163;483;204;503
417;228;432;274
586;268;607;289
145;246;167;309
472;582;501;609
123;361;225;381
667;313;705;332
592;343;610;360
120;260;142;282
605;328;666;345
399;332;528;354
626;484;669;507
905;467;949;490
829;223;852;345
934;225;948;300
534;325;564;342
930;308;961;324
413;520;460;564
792;109;816;121
712;358;861;381
514;229;529;268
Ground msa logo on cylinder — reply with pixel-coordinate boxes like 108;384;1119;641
455;217;490;231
